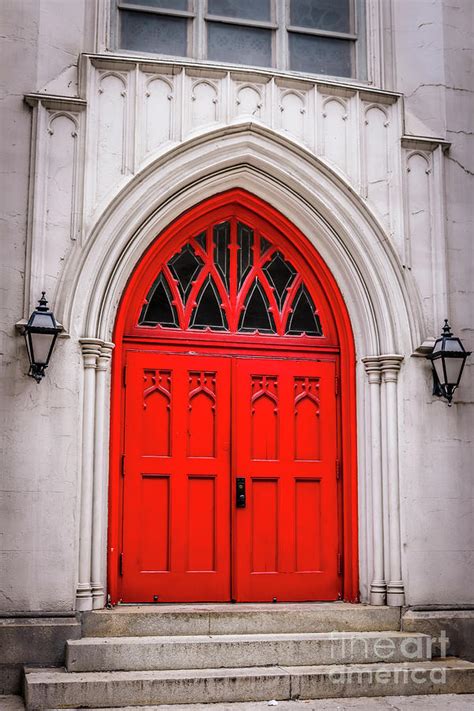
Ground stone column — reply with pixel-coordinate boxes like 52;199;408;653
380;355;405;607
363;357;386;605
76;339;102;611
91;342;114;609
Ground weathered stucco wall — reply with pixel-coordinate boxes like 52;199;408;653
0;0;472;612
392;0;474;604
0;0;89;611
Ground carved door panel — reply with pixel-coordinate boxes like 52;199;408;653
233;357;340;601
121;351;231;602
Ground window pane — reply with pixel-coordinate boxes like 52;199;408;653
207;22;272;66
213;222;231;290
286;285;322;336
190;277;229;331
289;33;352;77
122;0;188;9
208;0;271;22
168;244;204;303
263;251;297;309
290;0;351;33
238;279;276;333
139;273;179;327
120;10;188;56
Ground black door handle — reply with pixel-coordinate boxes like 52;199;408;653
236;477;246;508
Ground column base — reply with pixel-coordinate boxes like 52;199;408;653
75;585;93;611
387;582;405;607
92;584;105;609
370;581;387;606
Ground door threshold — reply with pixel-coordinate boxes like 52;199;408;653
109;601;368;611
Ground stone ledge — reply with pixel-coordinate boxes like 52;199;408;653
402;610;474;662
0;618;81;695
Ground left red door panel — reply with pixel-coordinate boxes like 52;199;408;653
120;351;231;602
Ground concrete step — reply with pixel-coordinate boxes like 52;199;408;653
42;695;474;711
82;603;400;637
66;631;432;672
24;659;474;709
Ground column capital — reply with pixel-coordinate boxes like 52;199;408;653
97;342;115;371
380;354;404;383
79;338;102;368
362;356;382;383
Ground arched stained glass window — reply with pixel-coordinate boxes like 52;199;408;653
138;220;323;337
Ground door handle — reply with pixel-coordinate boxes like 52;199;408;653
236;477;246;508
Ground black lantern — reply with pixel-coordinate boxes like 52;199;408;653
21;293;61;383
427;320;471;405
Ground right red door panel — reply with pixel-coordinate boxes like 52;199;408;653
233;358;340;601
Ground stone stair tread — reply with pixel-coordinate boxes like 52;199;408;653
24;659;474;709
65;630;433;672
82;604;401;637
44;697;474;711
25;657;474;681
69;630;429;645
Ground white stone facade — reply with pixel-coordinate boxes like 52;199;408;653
0;0;472;612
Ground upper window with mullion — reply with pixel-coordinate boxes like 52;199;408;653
288;0;356;77
118;0;195;58
115;0;365;80
205;0;275;68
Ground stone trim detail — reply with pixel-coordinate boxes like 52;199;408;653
77;338;114;611
363;354;404;607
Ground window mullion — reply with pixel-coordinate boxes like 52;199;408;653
194;0;206;59
275;0;288;71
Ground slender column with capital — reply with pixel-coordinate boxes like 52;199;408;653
91;342;114;608
363;357;386;605
381;355;405;606
76;339;102;611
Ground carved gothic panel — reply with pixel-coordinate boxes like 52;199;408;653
294;376;321;461
144;77;174;156
406;151;433;327
251;375;278;460
280;91;305;140
142;369;172;456
364;105;390;222
191;81;218;128
187;371;217;457
44;113;78;297
96;73;126;202
322;98;348;174
236;85;262;118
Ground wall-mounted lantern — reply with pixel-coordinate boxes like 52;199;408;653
21;293;62;383
427;320;471;405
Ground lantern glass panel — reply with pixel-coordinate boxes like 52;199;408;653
32;332;56;365
30;312;56;329
446;340;464;353
433;357;445;385
445;357;464;386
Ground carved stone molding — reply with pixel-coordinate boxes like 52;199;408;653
77;338;114;611
363;354;404;607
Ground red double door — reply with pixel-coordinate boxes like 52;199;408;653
121;349;340;602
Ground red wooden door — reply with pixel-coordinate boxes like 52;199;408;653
233;357;340;601
120;350;339;602
121;351;231;602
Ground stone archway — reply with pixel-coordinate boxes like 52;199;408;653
62;125;419;610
